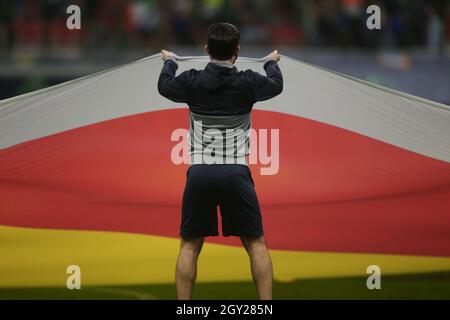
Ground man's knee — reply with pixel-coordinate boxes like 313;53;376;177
180;236;204;256
240;235;268;254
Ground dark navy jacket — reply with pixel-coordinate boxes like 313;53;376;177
158;59;283;116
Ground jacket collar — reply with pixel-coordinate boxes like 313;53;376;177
210;59;235;68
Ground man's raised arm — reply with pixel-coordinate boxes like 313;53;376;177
252;50;283;102
157;50;188;103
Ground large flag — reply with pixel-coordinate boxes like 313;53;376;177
1;54;450;288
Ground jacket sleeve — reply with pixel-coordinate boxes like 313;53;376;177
157;59;190;103
251;60;284;102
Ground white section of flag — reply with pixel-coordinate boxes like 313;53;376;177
0;54;449;162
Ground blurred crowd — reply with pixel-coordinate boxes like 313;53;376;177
0;0;449;54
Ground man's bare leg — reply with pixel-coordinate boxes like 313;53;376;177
241;236;273;300
176;236;204;300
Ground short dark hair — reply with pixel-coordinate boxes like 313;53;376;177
207;22;240;60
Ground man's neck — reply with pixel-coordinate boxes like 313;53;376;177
210;58;235;68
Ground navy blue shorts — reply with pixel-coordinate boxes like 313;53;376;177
181;164;264;238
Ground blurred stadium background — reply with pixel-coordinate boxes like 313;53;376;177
1;0;450;299
0;0;449;103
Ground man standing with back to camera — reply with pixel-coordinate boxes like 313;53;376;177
158;22;283;300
